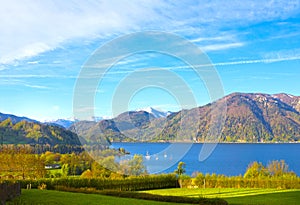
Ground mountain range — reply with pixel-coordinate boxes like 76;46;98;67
70;93;300;143
1;92;300;145
48;107;172;128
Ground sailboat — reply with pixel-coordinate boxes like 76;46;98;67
145;151;151;160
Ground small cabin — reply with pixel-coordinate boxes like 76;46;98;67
45;164;61;169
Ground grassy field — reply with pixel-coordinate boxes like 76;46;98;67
7;189;191;205
7;188;300;205
142;188;300;205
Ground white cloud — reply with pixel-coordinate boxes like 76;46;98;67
202;42;245;52
0;74;77;79
0;0;167;64
52;105;60;111
0;0;299;64
214;54;300;67
0;79;50;89
190;35;235;43
27;61;40;65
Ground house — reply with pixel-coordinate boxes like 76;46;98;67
45;164;61;169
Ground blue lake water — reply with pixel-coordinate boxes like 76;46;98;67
111;143;300;176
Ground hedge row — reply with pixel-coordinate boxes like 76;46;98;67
18;174;179;191
55;187;227;205
181;176;300;189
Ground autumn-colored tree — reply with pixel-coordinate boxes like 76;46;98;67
267;160;294;177
120;155;147;176
244;161;269;178
80;169;93;178
174;161;186;176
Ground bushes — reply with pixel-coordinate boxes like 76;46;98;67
189;173;300;189
17;171;300;191
17;174;178;191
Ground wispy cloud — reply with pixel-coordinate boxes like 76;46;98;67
80;50;300;77
202;42;245;52
27;61;40;65
214;51;300;67
1;0;299;64
0;74;77;79
0;0;167;64
0;79;50;89
190;35;235;43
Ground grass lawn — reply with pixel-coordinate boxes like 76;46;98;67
142;188;300;205
7;189;191;205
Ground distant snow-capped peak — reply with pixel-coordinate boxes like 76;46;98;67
136;107;173;118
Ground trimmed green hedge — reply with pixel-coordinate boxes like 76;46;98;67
51;186;228;205
187;174;300;189
18;174;179;191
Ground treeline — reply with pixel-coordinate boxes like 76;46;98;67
0;143;113;155
0;144;84;154
0;146;46;180
180;174;300;189
178;160;300;189
0;145;145;180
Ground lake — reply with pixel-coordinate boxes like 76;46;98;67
111;142;300;176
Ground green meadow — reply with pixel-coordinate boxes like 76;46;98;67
7;188;300;205
142;188;300;205
8;189;190;205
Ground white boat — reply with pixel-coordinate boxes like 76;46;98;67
145;151;151;160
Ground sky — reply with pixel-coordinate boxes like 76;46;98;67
0;0;300;121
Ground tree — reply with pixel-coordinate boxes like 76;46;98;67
120;155;147;176
91;161;111;178
267;160;291;177
174;161;186;176
80;169;93;178
61;164;69;177
244;161;269;178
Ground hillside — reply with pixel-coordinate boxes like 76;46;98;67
69;120;113;145
72;93;300;143
0;118;82;146
154;93;300;142
0;112;37;124
69;111;156;142
157;93;300;142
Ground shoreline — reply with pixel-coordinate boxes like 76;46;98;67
111;141;300;144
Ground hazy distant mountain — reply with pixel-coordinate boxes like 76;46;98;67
0;112;38;124
70;111;156;143
48;116;104;128
46;119;75;128
69;120;112;145
74;92;300;143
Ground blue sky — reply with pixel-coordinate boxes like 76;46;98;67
0;0;300;121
